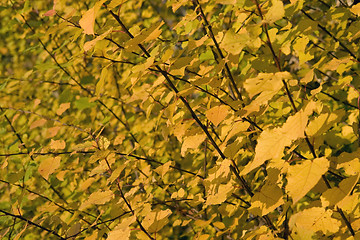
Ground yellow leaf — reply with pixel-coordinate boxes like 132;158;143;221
351;3;360;16
50;139;66;150
337;193;360;214
178;188;185;198
223;121;250;143
286;157;329;203
173;121;194;142
280;109;308;140
114;134;125;145
289;207;340;235
224;138;243;159
241;109;309;175
321;174;359;207
80;178;96;191
265;0;285;23
79;7;95;35
84;27;113;51
205;182;233;205
213;221;225;229
249;183;284;216
181;134;206;156
107;164;126;184
335;149;360;176
142;209;172;233
107;0;125;9
79;190;114;210
67;223;81;238
241;128;287;175
154;161;172;178
38;156;61;180
144;22;163;42
220;29;249;55
172;0;188;12
206;105;229;127
216;0;236;4
245;72;291;99
47;126;61;138
84;232;97;240
107;216;136;240
206;159;232;183
96;65;111;95
56;102;70;116
79;0;106;35
30;118;47;130
98;136;110;150
301;69;314;84
125;22;163;49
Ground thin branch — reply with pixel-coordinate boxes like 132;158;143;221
301;9;359;62
193;0;243;101
0;209;65;239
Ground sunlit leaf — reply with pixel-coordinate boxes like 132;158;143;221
265;0;285;23
79;190;114;210
205;105;229;127
181;134;206;156
286;157;329;203
289;207;340;236
38;156;61;180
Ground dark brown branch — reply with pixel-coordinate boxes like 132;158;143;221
301;9;359;62
193;0;243;101
0;209;65;239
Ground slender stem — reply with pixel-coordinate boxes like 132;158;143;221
193;0;243;101
0;209;65;239
301;9;359;62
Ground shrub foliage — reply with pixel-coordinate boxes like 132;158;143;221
1;0;360;239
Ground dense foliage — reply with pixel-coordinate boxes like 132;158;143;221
1;0;360;239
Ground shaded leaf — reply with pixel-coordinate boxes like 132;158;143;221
249;183;284;216
321;174;359;207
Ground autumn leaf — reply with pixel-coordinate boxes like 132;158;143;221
220;29;249;55
265;0;285;23
249;183;284;216
321;174;359;207
241;108;310;175
43;9;56;17
50;139;66;150
289;207;340;236
56;102;70;115
30;118;47;130
79;190;114;210
79;0;106;35
351;3;360;16
84;28;113;52
181;134;206;156
205;182;234;206
107;216;136;240
38;156;61;180
286;157;329;203
142;209;172;233
205;105;229;126
79;8;95;35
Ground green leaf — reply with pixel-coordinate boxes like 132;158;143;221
74;97;96;110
